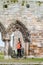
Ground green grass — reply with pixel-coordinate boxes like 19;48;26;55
0;53;43;63
0;52;4;55
0;55;4;59
0;57;43;63
0;52;4;59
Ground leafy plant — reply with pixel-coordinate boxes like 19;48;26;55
36;1;43;6
7;0;9;3
11;0;18;3
22;1;25;6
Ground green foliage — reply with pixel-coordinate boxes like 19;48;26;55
38;1;41;6
36;1;41;6
22;1;25;6
0;55;4;59
7;0;9;3
11;0;18;3
0;52;4;55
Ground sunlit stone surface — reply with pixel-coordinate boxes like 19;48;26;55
0;0;43;57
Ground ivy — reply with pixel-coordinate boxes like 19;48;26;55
22;1;25;6
11;0;18;3
36;1;41;6
7;0;9;3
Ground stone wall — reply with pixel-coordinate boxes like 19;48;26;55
0;0;43;57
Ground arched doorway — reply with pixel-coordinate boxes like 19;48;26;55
0;32;4;57
0;22;6;58
7;20;30;56
7;20;30;42
10;30;25;52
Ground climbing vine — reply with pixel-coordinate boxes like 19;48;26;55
36;1;43;6
21;1;25;6
11;0;18;3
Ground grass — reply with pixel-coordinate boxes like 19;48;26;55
0;53;43;63
0;57;43;63
0;52;4;59
0;55;4;59
0;52;4;55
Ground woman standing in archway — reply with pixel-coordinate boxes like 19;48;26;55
16;38;22;58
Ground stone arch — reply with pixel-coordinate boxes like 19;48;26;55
0;22;6;55
7;20;30;42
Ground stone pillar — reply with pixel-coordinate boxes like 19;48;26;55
25;42;27;58
3;33;11;59
4;38;10;59
13;36;14;49
26;42;29;56
25;42;29;56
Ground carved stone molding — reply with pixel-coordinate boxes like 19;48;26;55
7;20;30;42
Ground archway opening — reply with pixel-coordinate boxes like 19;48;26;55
0;22;6;58
8;20;30;56
0;32;4;47
0;32;5;58
10;30;25;53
